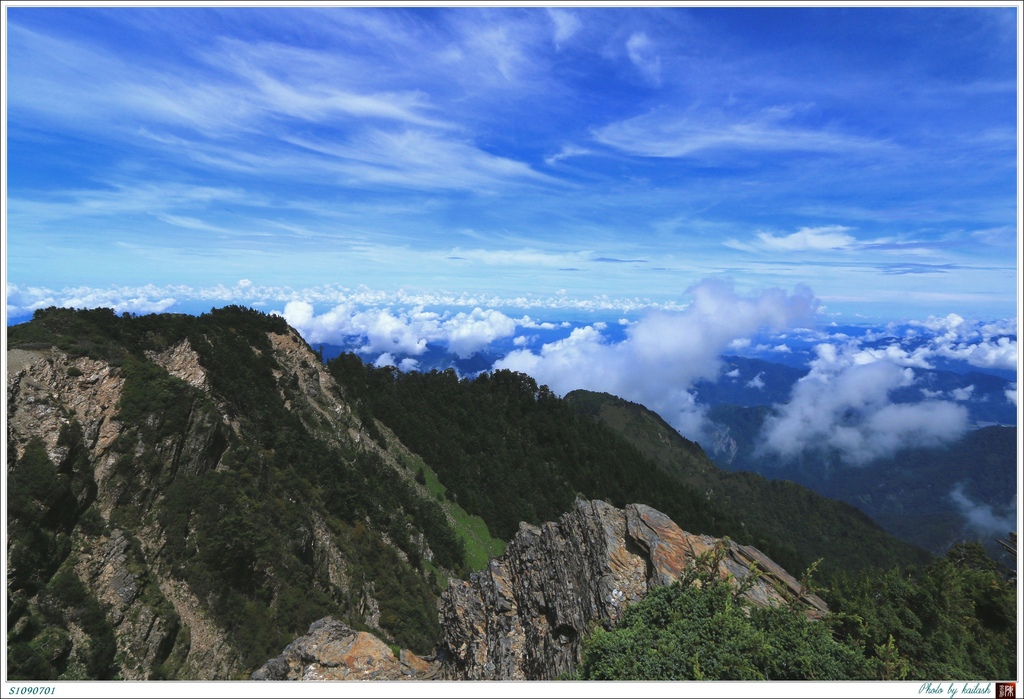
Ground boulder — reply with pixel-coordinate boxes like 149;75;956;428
251;617;439;681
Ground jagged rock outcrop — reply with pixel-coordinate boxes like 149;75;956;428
7;348;126;468
437;498;827;681
251;618;438;681
255;498;829;682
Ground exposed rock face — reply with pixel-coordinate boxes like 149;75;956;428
6;348;126;468
251;618;438;681
146;339;208;391
437;498;827;681
255;498;828;682
7;323;432;681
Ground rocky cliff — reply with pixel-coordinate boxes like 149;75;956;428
437;498;826;680
6;307;460;680
254;497;826;681
250;617;439;681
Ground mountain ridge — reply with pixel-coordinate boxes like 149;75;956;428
5;306;1014;681
563;389;932;576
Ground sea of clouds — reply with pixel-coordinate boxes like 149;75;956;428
6;279;1018;469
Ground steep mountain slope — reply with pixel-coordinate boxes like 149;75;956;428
7;306;1011;682
328;357;932;579
6;306;483;679
252;497;1015;682
563;390;934;576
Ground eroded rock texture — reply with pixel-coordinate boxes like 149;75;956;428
437;498;827;680
251;618;438;681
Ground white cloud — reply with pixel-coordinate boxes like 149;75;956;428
901;314;1018;372
547;9;582;50
374;353;420;373
746;372;765;390
7;283;58;316
278;300;516;360
517;315;563;330
6;282;177;317
494;279;818;442
935;336;1017;371
4;280;696;321
592;106;886;159
950;385;975;401
545;143;592;165
282;128;558;194
855;343;935;369
1006;383;1017;406
760;341;969;465
447;247;589;268
374;352;398;368
915;312;971;339
949;485;1016;538
725;226;857;253
362;307;431;355
444;308;517;358
626;32;661;86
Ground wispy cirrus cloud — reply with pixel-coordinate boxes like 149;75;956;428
446;247;591;268
626;31;661;86
592;106;890;159
725;226;857;253
8;18;559;199
282;130;559;193
5;7;1017;323
545;144;593;166
547;8;582;50
877;263;964;275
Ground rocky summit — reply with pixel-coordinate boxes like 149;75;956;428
437;497;827;681
254;497;827;681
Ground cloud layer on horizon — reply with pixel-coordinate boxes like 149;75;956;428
7;279;1016;472
280;300;518;360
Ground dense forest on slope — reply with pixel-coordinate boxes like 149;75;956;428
327;355;931;578
7;307;469;678
576;540;1016;681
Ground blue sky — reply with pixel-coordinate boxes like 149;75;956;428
2;4;1019;458
4;5;1019;325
